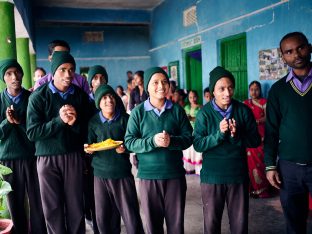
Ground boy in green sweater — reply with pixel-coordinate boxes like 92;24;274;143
264;32;312;234
85;84;144;234
125;67;193;234
26;51;92;234
0;59;46;234
87;65;108;100
193;66;260;234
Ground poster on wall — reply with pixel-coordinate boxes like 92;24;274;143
168;61;179;87
259;48;289;80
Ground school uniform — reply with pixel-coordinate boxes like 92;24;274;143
26;81;91;234
89;84;144;234
0;89;46;234
125;98;193;234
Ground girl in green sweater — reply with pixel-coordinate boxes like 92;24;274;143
125;67;193;234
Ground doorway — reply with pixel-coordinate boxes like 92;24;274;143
184;45;203;104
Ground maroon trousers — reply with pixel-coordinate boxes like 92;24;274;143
139;177;187;234
37;153;85;234
2;159;46;234
201;183;249;234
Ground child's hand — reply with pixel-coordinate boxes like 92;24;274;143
116;144;126;154
84;144;93;154
154;130;170;147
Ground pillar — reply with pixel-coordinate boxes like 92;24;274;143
29;53;36;86
16;38;32;89
0;1;16;91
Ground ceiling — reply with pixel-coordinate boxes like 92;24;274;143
33;0;164;10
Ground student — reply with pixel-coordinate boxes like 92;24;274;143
33;39;90;94
33;67;46;82
129;70;148;111
203;87;212;104
264;32;312;234
87;65;108;100
0;59;46;234
26;51;92;234
85;84;144;234
125;67;193;234
193;66;260;234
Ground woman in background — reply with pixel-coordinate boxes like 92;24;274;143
183;90;203;175
244;81;271;198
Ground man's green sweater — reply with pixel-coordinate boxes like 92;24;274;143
87;112;132;179
26;83;92;156
0;90;35;160
264;76;312;167
125;102;193;179
193;99;261;184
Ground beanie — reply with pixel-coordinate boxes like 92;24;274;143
0;59;23;82
51;51;76;76
144;67;169;91
209;66;235;93
94;84;118;109
87;65;108;87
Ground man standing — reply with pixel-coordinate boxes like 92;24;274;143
265;32;312;234
193;66;260;234
0;59;46;234
33;40;90;94
27;51;92;234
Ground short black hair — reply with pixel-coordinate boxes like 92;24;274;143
203;87;210;93
134;70;144;79
279;32;309;52
35;67;46;75
48;40;70;55
127;70;133;74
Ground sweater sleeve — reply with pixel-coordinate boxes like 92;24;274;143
0;119;14;140
168;106;193;150
264;87;281;168
124;108;156;153
26;94;66;142
193;109;226;152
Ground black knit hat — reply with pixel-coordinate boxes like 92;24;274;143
94;84;118;109
144;67;169;91
0;59;23;82
87;65;108;87
51;51;76;76
209;66;235;93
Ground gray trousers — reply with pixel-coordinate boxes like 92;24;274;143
94;176;144;234
140;177;187;234
201;183;249;234
2;159;47;234
37;153;85;234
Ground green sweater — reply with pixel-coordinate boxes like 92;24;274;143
26;84;92;156
125;102;193;179
264;76;312;167
193;99;260;184
87;112;132;179
0;90;35;160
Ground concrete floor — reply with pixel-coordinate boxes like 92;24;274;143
87;174;312;234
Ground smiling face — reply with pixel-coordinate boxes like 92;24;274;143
147;73;169;101
4;67;23;94
53;63;75;92
213;77;234;109
281;35;312;70
99;93;116;119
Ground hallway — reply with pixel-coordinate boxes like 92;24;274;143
86;174;312;234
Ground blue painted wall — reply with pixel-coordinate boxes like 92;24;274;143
35;25;151;89
150;0;312;98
